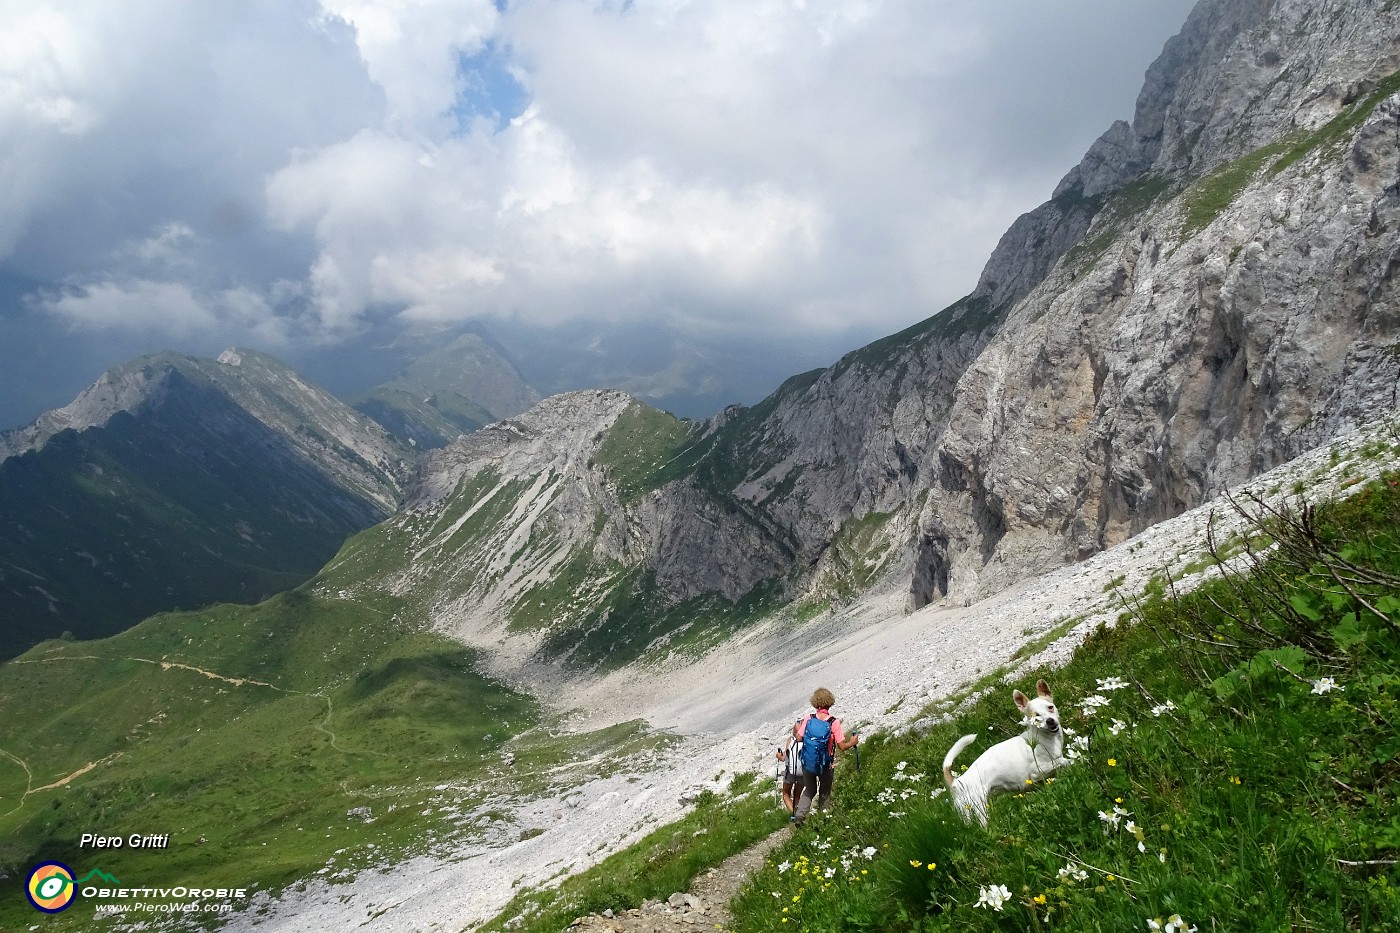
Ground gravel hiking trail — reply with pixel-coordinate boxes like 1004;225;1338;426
567;830;787;932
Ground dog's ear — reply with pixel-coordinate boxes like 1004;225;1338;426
1013;689;1029;710
1036;679;1051;698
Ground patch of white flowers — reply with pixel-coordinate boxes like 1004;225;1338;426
1098;803;1131;831
975;883;1012;911
1065;733;1092;760
1080;694;1111;716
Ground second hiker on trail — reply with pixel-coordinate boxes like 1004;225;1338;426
791;687;858;827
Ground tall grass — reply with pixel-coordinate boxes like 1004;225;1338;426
729;472;1400;930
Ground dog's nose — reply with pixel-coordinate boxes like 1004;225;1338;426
1046;718;1059;733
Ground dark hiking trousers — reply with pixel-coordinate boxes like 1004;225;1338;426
792;767;833;825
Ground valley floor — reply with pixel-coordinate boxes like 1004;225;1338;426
216;415;1399;933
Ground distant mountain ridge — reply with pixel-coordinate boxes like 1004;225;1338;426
352;333;539;449
0;348;412;658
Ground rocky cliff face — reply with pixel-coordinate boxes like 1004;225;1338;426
645;0;1400;610
344;0;1400;671
913;0;1400;601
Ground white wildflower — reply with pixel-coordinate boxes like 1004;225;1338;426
1110;718;1129;736
1097;676;1130;691
861;846;876;859
1057;864;1089;883
975;884;1012;911
1310;677;1343;695
1080;694;1111;716
1150;701;1177;717
1098;804;1130;832
778;860;791;874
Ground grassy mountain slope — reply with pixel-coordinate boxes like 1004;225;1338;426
483;461;1400;932
329;389;812;674
0;352;411;660
0;558;672;931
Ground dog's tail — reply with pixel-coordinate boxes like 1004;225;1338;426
942;733;978;788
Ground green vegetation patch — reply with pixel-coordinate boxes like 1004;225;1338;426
650;368;825;502
535;571;786;671
0;382;382;659
1180;67;1400;240
1180;139;1294;238
821;510;898;601
592;402;695;502
1061;173;1175;275
353;385;492;449
508;541;625;635
831;296;1000;381
0;577;666;932
1271;68;1400;178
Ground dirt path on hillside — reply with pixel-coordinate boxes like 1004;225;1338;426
567;830;786;933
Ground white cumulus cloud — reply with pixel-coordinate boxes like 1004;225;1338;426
1;0;1198;394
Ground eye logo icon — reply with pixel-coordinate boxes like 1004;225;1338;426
27;861;76;913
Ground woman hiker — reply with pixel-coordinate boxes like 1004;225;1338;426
791;687;858;826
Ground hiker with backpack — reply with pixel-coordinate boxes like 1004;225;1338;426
791;687;858;827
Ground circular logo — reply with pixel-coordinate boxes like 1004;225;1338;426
26;862;76;913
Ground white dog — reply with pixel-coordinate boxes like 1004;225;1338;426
942;680;1069;825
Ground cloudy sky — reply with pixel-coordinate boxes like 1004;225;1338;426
0;0;1196;427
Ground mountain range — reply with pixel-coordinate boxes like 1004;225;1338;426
1;0;1398;929
332;0;1400;679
